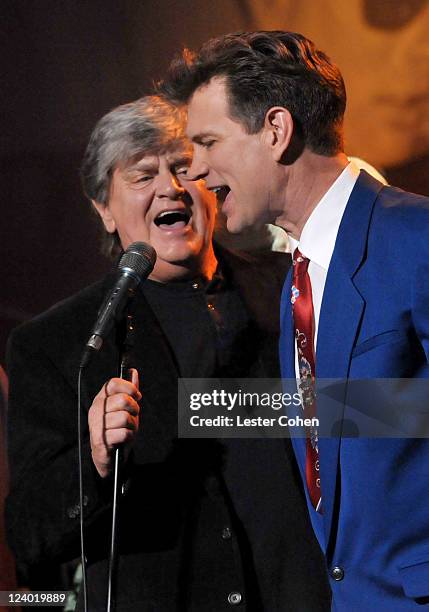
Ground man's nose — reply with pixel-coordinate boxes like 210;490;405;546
157;172;186;199
186;154;209;181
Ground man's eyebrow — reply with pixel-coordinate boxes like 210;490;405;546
190;132;217;144
169;152;193;164
125;159;157;174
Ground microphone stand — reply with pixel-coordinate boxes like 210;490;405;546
106;314;135;612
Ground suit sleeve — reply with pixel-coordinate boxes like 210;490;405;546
5;325;113;567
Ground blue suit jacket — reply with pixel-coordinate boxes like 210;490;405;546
280;171;429;610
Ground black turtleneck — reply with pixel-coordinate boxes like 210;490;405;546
141;267;251;379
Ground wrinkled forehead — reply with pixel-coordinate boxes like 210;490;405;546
116;142;194;173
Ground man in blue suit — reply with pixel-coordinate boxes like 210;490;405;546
162;30;429;609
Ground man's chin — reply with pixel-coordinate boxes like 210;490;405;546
154;242;201;267
226;215;260;235
225;216;245;234
150;254;205;283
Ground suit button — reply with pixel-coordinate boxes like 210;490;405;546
227;592;242;605
331;566;344;581
222;527;232;540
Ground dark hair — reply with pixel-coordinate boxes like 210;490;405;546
81;95;188;257
160;31;346;155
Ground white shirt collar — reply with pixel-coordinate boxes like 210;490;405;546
289;162;360;270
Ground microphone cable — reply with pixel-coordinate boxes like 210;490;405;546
77;365;88;612
76;242;155;611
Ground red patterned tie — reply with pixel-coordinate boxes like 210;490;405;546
291;248;322;512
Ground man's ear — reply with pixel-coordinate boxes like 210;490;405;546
263;107;294;162
91;200;116;233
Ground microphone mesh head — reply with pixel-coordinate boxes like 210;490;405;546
119;242;157;278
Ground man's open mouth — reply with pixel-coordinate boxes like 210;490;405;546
211;186;231;204
154;210;191;228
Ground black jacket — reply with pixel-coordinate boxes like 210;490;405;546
6;248;330;611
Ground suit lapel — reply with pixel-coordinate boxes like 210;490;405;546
317;171;385;378
80;282;180;465
316;171;384;546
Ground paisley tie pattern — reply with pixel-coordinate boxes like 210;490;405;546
291;248;322;513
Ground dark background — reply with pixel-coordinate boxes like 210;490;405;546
0;0;254;362
1;0;429;363
1;0;429;600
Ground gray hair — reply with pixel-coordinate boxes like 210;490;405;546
81;95;188;256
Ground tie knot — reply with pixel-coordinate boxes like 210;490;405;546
293;248;310;274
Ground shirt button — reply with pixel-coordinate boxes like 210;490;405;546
222;527;232;540
331;566;344;581
67;505;79;519
227;591;242;605
121;481;129;496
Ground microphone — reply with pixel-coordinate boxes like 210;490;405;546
80;242;156;367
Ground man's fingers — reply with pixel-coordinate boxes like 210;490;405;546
88;371;142;478
102;376;142;401
104;410;138;432
104;428;135;448
91;427;134;458
103;393;140;416
130;368;139;390
88;400;139;446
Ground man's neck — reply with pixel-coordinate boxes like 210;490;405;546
275;151;350;240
